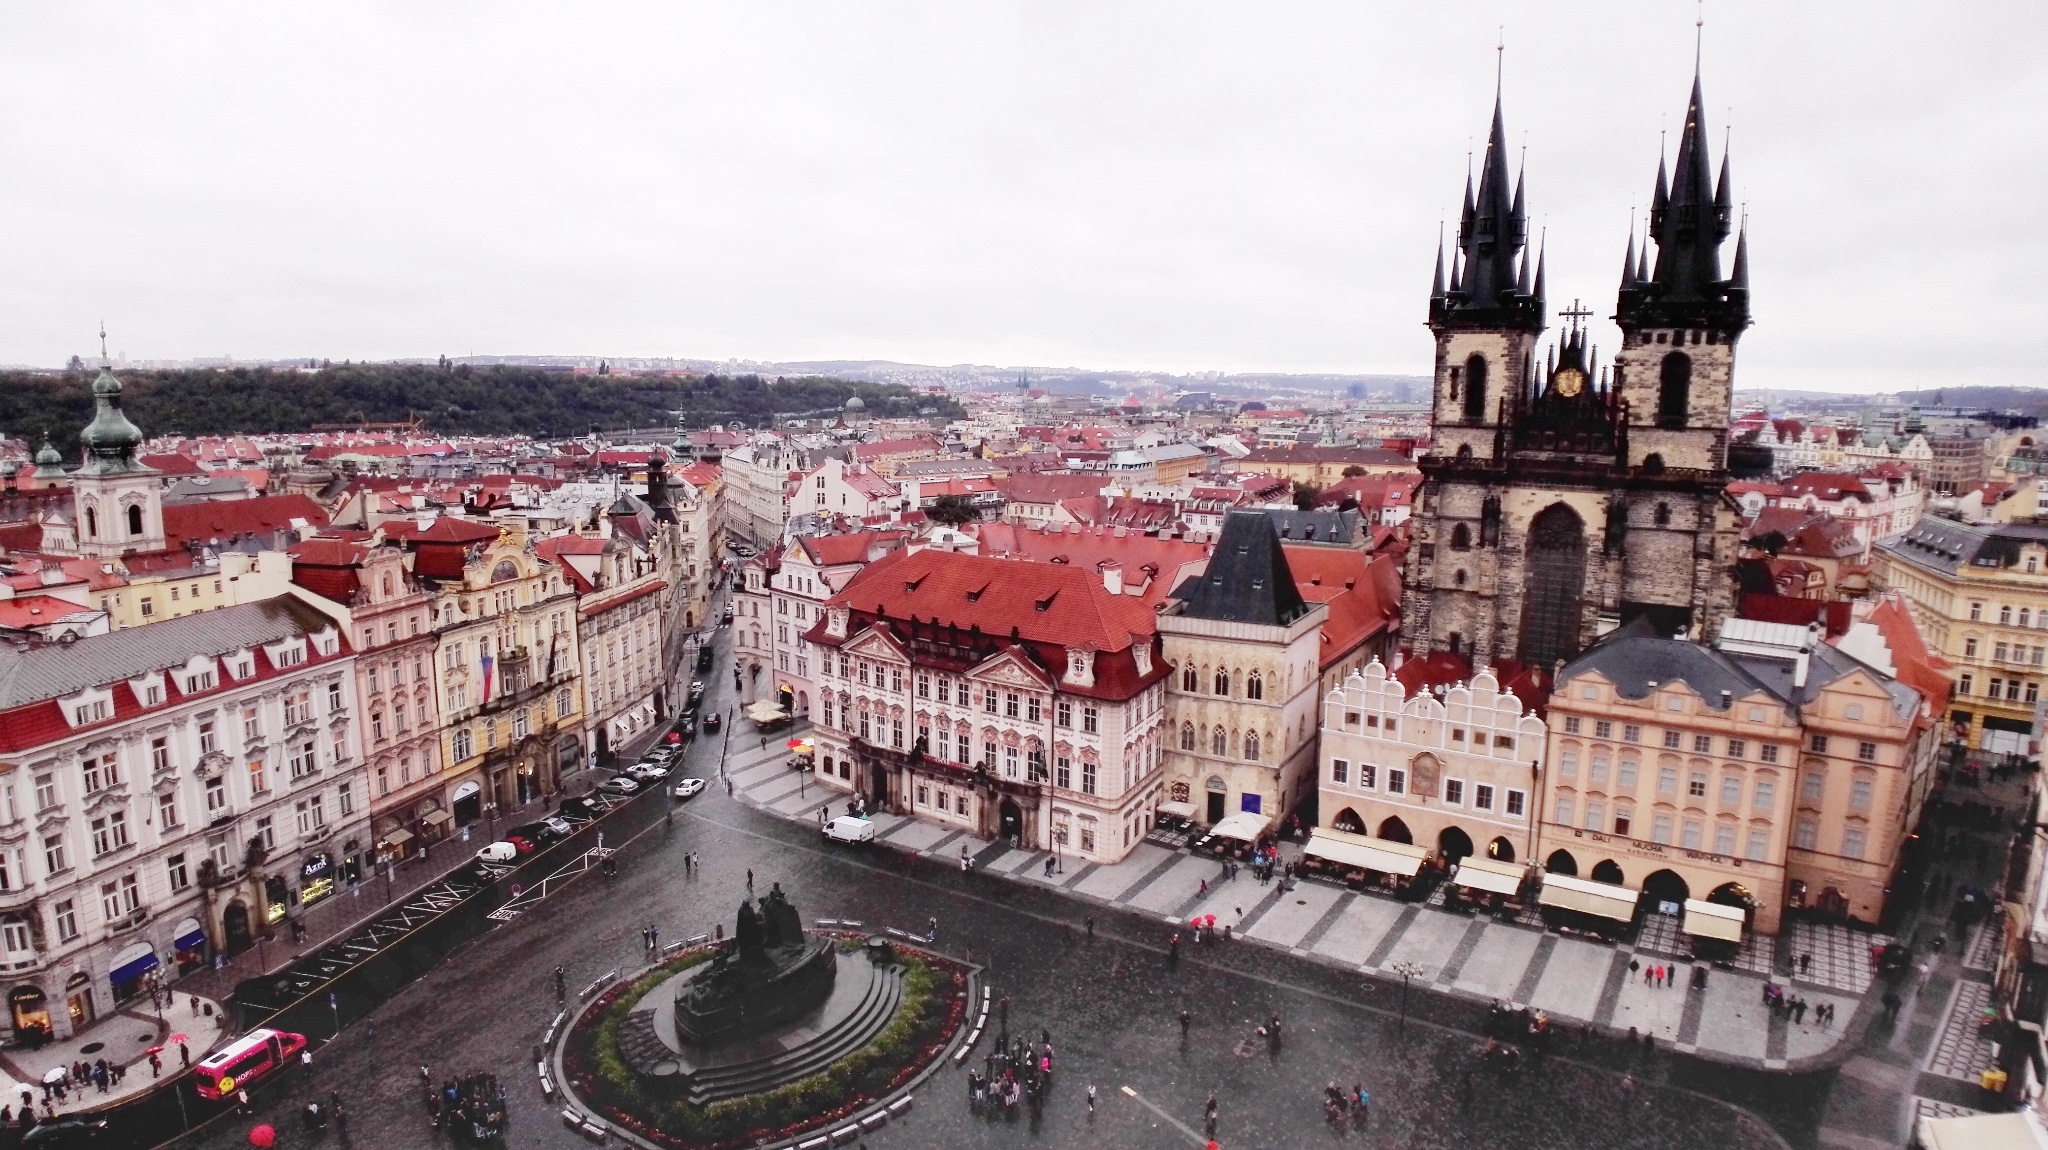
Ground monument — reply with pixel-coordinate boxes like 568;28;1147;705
672;884;836;1045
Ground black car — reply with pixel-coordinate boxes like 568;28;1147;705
696;646;715;673
704;713;722;733
24;1119;110;1147
558;796;600;820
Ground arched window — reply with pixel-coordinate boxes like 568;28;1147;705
1657;352;1691;429
1244;732;1260;761
1211;727;1227;756
1246;673;1263;701
84;506;98;538
451;728;473;760
126;504;144;537
1643;453;1666;474
1214;668;1230;696
1463;354;1488;423
1450;523;1471;550
1455;444;1474;463
1654;502;1671;527
1181;665;1198;692
1181;723;1196;751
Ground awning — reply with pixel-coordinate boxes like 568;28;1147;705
745;701;788;724
172;917;205;952
1208;811;1270;842
381;829;416;847
109;946;159;986
1682;899;1747;943
1303;828;1427;877
1451;856;1525;896
1537;874;1641;923
1916;1111;2048;1150
421;810;453;826
1156;801;1198;820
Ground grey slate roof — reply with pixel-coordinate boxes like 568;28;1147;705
1251;507;1360;546
1878;517;2048;578
1170;511;1310;626
0;597;332;709
1558;621;1779;711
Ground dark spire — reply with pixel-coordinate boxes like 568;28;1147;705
1431;229;1446;299
1620;226;1638;288
1431;77;1540;331
1616;60;1748;332
1730;216;1750;290
1532;233;1547;303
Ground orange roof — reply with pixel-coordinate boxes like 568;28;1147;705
1863;591;1952;716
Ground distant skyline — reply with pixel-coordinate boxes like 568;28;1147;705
0;4;2040;393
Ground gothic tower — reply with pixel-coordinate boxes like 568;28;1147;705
1403;62;1744;676
71;363;163;558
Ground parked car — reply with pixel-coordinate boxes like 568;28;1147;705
476;841;519;864
558;797;599;820
677;715;698;739
597;776;641;796
688;680;706;700
704;713;722;733
625;761;671;783
504;834;539;855
823;816;877;844
508;822;559;845
672;777;706;800
644;745;682;766
23;1118;110;1147
539;814;574;837
696;646;715;673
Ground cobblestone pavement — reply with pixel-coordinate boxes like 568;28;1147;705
1924;978;1998;1083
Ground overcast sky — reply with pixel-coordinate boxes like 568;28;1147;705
0;3;2040;392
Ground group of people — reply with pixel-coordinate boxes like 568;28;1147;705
424;1069;508;1142
1321;1081;1369;1124
1762;983;1835;1028
39;1056;127;1102
970;1030;1053;1115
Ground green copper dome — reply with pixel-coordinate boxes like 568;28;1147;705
33;437;60;466
76;367;148;476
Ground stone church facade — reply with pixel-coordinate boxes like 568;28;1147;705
1401;69;1750;677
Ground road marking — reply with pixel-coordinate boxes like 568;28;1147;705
1118;1085;1207;1146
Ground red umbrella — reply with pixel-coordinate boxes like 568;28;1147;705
169;1033;189;1044
249;1125;277;1149
1203;915;1216;928
145;1045;164;1055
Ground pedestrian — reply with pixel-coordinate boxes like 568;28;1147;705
1643;964;1654;986
1085;916;1095;940
928;916;939;942
726;777;734;797
1619;1073;1636;1105
1630;958;1641;979
1199;878;1208;896
1799;952;1812;976
1086;1083;1096;1116
1180;1008;1191;1039
179;1041;190;1068
1882;991;1903;1020
148;1052;161;1079
650;924;660;953
555;965;567;1002
1044;856;1055;878
1169;933;1181;966
1793;997;1808;1025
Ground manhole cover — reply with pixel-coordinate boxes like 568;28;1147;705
136;1035;153;1044
1296;900;1307;905
79;1042;104;1054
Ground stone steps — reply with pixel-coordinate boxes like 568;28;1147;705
683;962;906;1105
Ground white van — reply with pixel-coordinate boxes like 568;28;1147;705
822;816;877;844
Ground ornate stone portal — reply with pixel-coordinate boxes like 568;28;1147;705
672;884;836;1046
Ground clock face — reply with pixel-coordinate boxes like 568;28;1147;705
1554;367;1585;398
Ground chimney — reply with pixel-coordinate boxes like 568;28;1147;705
1102;562;1124;596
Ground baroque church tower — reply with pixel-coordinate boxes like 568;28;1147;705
71;356;164;559
1402;63;1747;676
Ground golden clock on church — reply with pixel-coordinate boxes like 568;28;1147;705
1553;367;1585;397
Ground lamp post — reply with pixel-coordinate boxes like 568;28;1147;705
1389;960;1427;1037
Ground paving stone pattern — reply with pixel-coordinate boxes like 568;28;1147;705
1636;911;1777;976
1788;920;1893;994
1924;978;1999;1082
1964;920;2001;973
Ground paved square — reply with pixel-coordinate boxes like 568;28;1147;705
1528;937;1612;1021
1789;921;1892;995
983;848;1036;874
1310;894;1408;966
1609;962;1692;1039
880;818;955;851
1073;845;1170;900
1451;922;1544;1001
1376;903;1469;980
1125;855;1219;915
1246;883;1345;949
1692;970;1771;1062
1780;989;1858;1060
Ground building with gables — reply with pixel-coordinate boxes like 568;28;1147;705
805;548;1169;863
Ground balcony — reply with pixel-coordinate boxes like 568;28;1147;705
102;906;150;939
208;804;237;828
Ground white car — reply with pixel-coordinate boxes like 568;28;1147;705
625;761;671;783
539;815;574;837
671;777;706;800
822;816;877;844
476;841;518;864
597;776;641;796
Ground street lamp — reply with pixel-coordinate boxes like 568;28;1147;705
1389;960;1427;1037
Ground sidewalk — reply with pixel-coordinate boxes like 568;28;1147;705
724;731;1900;1073
0;992;225;1118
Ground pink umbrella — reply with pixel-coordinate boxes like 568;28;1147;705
249;1125;277;1149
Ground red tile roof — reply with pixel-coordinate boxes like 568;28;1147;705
1861;591;1952;717
1283;547;1400;669
137;453;206;477
381;516;501;545
162;494;329;550
287;538;370;604
796;531;908;568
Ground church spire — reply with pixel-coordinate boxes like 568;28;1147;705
1431;227;1446;300
1614;55;1749;332
1430;59;1541;332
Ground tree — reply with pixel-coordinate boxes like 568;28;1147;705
1341;465;1367;478
1292;482;1320;510
927;494;979;526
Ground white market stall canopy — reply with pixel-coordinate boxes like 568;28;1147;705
1450;856;1525;897
1916;1111;2048;1150
1156;801;1198;820
1208;811;1271;842
1681;899;1747;943
1537;873;1641;923
1303;828;1427;877
745;701;789;724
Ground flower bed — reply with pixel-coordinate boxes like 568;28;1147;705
561;935;971;1150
